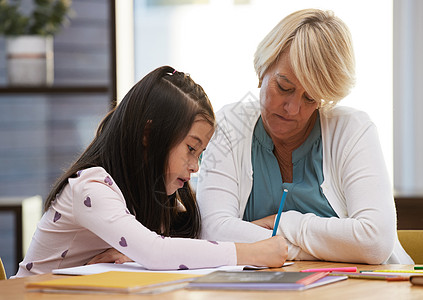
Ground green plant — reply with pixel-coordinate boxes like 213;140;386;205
0;0;72;36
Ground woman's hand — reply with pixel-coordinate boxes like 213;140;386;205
252;214;277;230
235;236;288;267
87;248;133;265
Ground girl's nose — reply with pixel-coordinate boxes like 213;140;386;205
189;157;199;173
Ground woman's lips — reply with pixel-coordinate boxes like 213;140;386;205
275;113;294;122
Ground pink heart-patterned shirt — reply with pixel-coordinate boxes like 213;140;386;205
12;167;236;277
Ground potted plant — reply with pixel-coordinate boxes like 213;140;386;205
0;0;72;86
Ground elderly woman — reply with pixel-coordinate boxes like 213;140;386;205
196;8;412;264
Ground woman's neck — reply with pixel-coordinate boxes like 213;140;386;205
272;110;318;183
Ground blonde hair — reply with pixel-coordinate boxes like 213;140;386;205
254;9;355;109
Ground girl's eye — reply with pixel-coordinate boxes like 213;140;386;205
188;145;196;152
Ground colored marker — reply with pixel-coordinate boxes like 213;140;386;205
329;272;408;281
361;270;423;273
301;267;357;273
272;189;288;237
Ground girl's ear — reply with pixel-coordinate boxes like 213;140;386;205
143;120;152;147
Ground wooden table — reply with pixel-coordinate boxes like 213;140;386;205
2;261;423;300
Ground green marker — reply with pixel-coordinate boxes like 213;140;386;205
414;266;423;270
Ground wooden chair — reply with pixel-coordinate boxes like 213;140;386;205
397;230;423;264
0;257;6;280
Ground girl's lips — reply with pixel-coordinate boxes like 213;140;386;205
177;178;190;188
177;178;185;188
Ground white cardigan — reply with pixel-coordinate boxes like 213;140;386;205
197;101;412;264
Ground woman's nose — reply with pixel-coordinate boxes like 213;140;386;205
283;94;301;115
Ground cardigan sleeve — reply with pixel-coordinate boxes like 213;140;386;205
279;111;397;264
70;167;236;270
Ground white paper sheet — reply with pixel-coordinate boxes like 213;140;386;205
52;262;294;276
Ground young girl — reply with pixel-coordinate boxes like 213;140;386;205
13;66;287;277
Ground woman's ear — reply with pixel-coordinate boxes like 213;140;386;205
143;120;152;147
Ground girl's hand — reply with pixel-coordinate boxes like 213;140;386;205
252;214;277;230
87;248;133;265
235;236;288;267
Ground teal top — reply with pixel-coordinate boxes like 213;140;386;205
243;113;337;221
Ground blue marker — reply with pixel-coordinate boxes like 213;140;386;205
272;188;288;237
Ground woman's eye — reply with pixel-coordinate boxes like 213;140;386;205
277;84;290;92
188;145;196;152
304;95;316;104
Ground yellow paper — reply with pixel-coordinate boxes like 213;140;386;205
27;271;200;293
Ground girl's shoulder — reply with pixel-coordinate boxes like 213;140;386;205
72;166;111;182
68;166;123;199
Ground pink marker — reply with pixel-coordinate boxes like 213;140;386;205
300;267;357;273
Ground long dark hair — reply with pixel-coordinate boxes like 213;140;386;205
44;66;215;238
